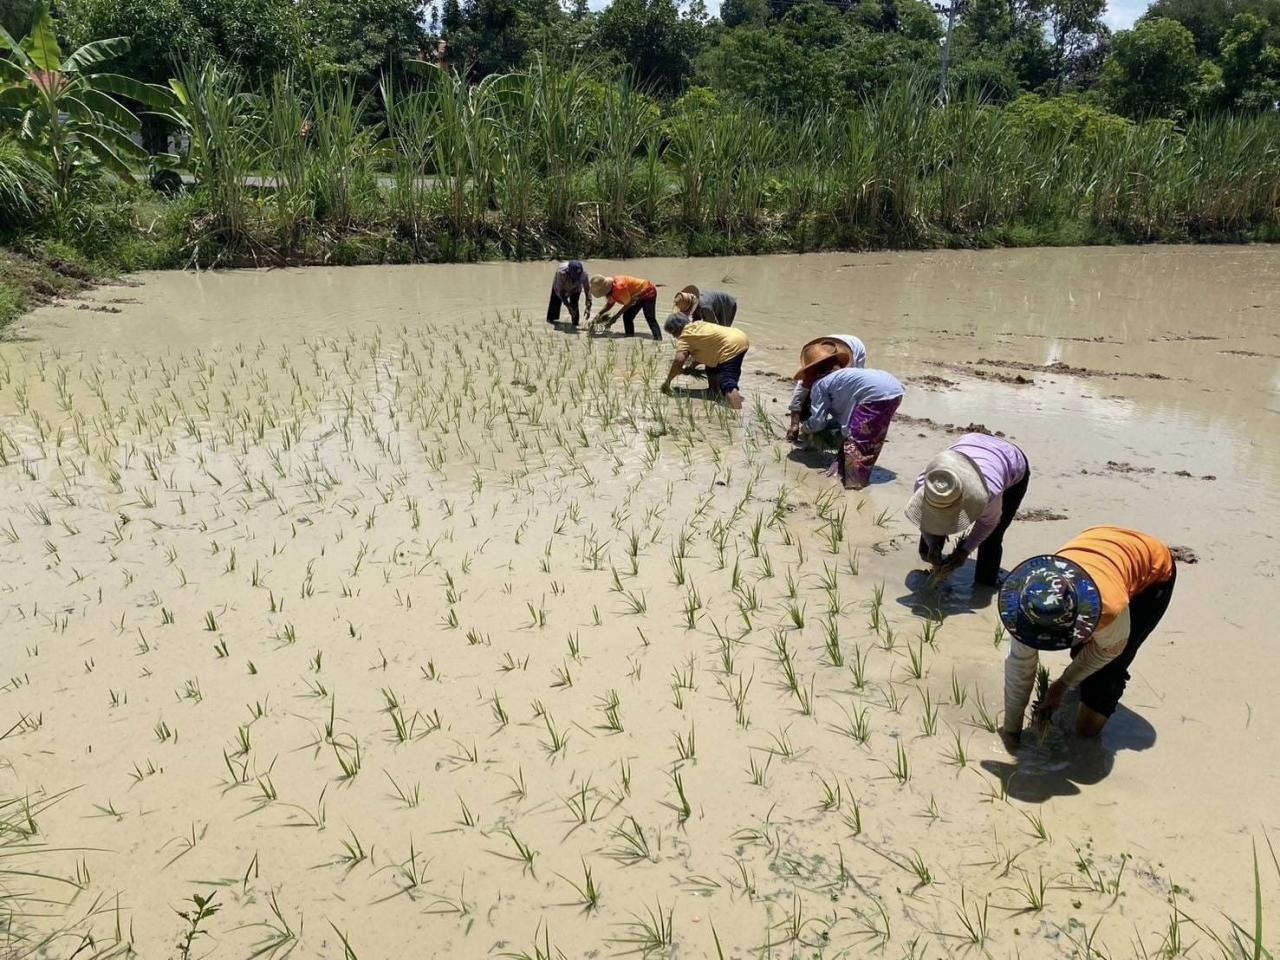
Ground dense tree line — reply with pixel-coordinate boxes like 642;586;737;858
11;0;1276;120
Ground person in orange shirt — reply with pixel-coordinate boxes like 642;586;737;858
587;274;662;340
997;526;1176;743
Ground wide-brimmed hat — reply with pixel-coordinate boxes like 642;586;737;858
904;450;990;536
794;337;854;383
673;284;700;314
589;275;612;298
998;555;1103;651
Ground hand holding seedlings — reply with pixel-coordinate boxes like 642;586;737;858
1032;675;1067;727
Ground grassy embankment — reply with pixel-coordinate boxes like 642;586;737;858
3;70;1279;332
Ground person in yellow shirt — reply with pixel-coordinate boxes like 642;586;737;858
998;526;1176;744
659;315;750;410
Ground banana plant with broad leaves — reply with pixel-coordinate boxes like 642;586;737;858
0;2;173;203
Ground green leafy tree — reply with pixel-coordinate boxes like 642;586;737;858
1043;0;1108;90
0;0;39;38
698;26;842;111
1101;16;1202;117
592;0;706;96
60;0;210;86
1141;0;1280;58
0;3;171;201
194;0;305;82
1218;11;1280;106
952;0;1056;92
719;0;770;27
298;0;428;89
445;0;572;78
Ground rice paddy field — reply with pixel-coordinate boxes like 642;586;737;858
1;247;1278;959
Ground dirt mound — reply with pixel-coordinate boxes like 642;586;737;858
1016;507;1069;522
970;359;1168;380
897;413;1007;437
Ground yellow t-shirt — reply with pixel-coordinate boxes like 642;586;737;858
676;321;749;367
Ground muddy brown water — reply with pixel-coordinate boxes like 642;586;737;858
3;246;1278;957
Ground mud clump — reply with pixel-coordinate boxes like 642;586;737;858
909;374;959;390
923;360;1034;385
1079;460;1155;476
1219;349;1275;358
1016;508;1069;522
969;359;1168;381
898;413;1007;438
1170;545;1200;564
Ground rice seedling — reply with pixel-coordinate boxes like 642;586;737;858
821;617;844;667
817;774;842;812
918;686;939;737
944;726;970;768
747;751;772;787
675;723;696;761
905;638;926;680
666;770;692;822
949;670;967;707
786;600;806;629
564;779;606;826
1015;866;1050;911
831;703;872;745
542;714;570;755
953;889;990;945
882;741;911;784
558;859;602;913
608;900;674;956
970;691;999;733
1022;807;1051;841
848;643;870;690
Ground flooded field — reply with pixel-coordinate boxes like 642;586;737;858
2;246;1278;959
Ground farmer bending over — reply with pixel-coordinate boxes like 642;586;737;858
998;526;1176;746
660;314;750;410
907;434;1030;588
546;260;592;328
588;274;662;340
786;335;867;442
801;366;904;489
671;285;737;327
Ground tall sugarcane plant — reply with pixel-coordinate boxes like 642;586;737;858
0;2;171;204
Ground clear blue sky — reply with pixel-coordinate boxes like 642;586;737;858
586;0;1151;31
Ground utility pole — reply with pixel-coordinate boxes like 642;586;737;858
932;0;967;104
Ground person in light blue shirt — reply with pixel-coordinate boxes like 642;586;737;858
802;367;905;489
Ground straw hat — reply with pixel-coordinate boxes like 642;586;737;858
673;285;700;314
904;451;990;536
998;555;1102;651
794;337;854;383
589;275;612;298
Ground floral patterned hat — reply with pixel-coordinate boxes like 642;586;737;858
998;555;1102;651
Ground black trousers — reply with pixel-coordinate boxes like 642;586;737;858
916;465;1031;586
974;467;1030;586
547;289;581;326
1073;564;1177;717
622;292;661;340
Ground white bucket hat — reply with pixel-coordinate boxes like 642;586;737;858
904;450;990;536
